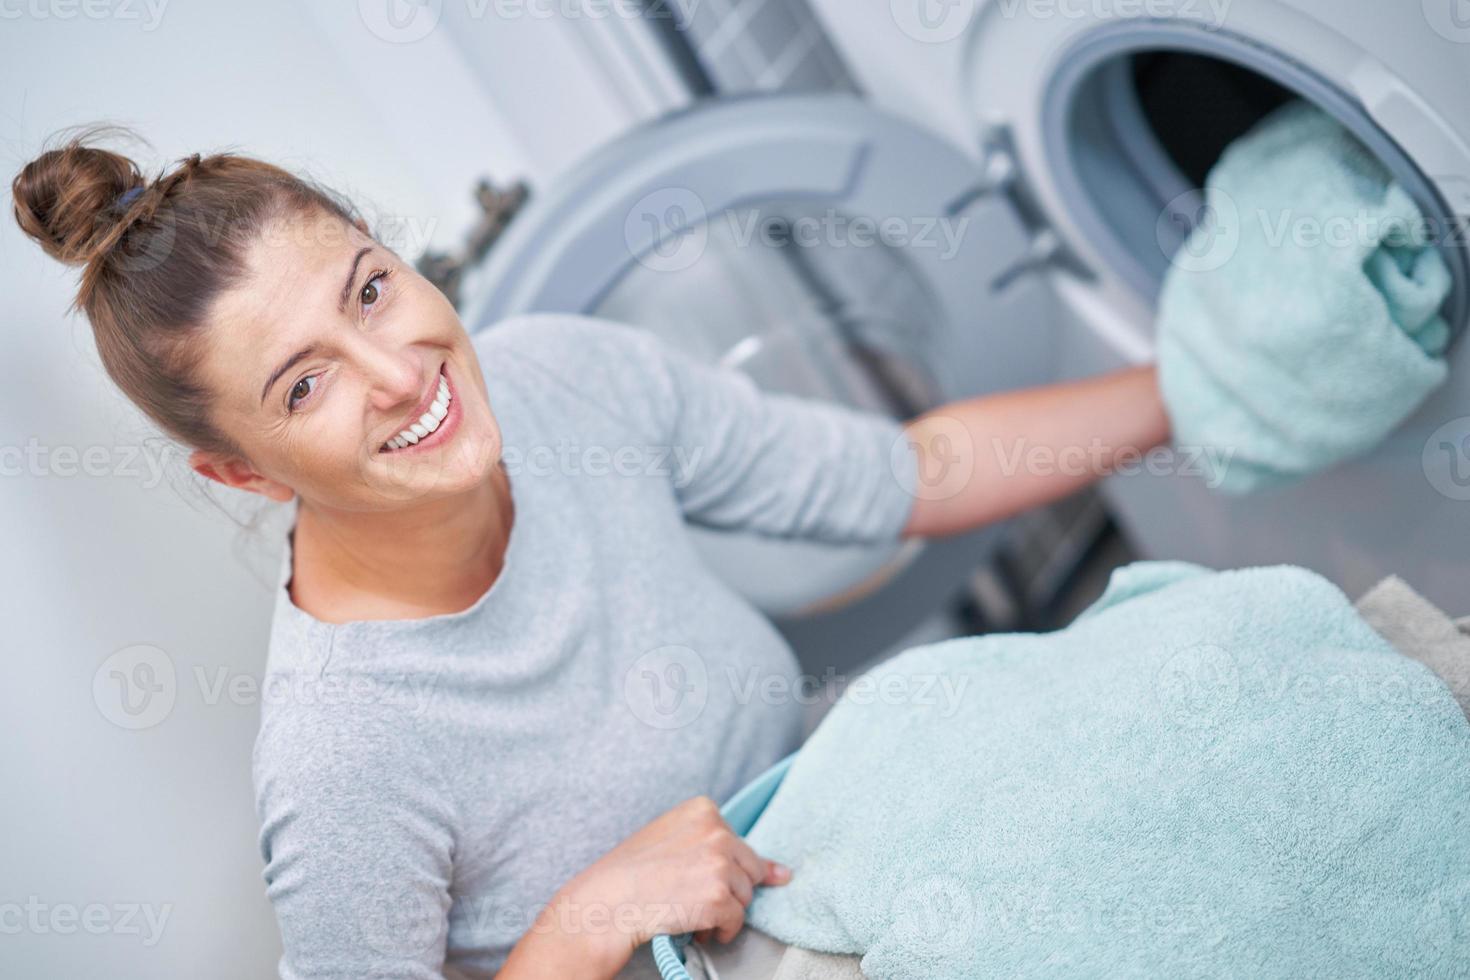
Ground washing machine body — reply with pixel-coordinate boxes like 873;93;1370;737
461;92;1076;670
807;0;1470;611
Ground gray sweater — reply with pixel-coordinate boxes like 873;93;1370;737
253;313;918;978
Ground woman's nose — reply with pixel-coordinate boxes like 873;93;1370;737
358;344;423;411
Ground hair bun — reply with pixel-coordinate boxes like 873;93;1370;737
10;124;146;268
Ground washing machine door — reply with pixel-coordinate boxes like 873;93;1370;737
463;93;1061;667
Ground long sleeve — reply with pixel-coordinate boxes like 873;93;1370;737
253;707;458;980
489;313;919;545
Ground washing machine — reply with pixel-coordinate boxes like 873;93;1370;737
448;2;1470;668
795;0;1470;612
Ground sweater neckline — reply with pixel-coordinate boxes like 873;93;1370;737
274;456;529;637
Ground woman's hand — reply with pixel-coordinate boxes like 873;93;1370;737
501;794;792;978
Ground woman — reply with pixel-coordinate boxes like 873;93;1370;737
12;131;1170;978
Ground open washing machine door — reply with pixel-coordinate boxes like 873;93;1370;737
949;6;1470;611
462;92;1066;667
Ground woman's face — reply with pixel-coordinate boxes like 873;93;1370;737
191;208;503;509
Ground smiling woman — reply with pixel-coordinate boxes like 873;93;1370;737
12;125;1170;979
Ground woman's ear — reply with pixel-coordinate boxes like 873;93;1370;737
189;449;295;503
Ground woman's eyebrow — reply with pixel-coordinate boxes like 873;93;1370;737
260;345;319;406
337;246;373;314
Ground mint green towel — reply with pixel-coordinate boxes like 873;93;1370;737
1157;101;1452;494
743;561;1470;978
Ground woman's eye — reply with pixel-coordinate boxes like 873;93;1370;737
287;374;318;412
360;269;390;310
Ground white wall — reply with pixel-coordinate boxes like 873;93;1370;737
0;3;531;976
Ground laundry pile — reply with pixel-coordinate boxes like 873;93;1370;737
1156;101;1452;494
742;560;1470;979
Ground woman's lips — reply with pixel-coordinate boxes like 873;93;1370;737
378;364;462;455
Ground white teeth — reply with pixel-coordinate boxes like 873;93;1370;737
381;369;453;452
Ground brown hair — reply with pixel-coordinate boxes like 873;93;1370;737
11;124;363;458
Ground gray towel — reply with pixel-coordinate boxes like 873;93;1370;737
1354;575;1470;721
684;926;864;980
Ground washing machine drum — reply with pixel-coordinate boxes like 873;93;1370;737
955;9;1470;611
1019;19;1470;327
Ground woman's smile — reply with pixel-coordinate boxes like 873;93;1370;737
378;363;464;455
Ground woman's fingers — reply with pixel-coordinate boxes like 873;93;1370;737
761;859;792;886
726;869;753;907
725;836;768;888
712;889;746;944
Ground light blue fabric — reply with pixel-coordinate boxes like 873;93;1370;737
743;561;1470;979
1157;101;1452;494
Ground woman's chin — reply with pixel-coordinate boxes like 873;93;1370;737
368;424;502;502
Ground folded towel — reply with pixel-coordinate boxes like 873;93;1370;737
1157;101;1452;494
743;561;1470;979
